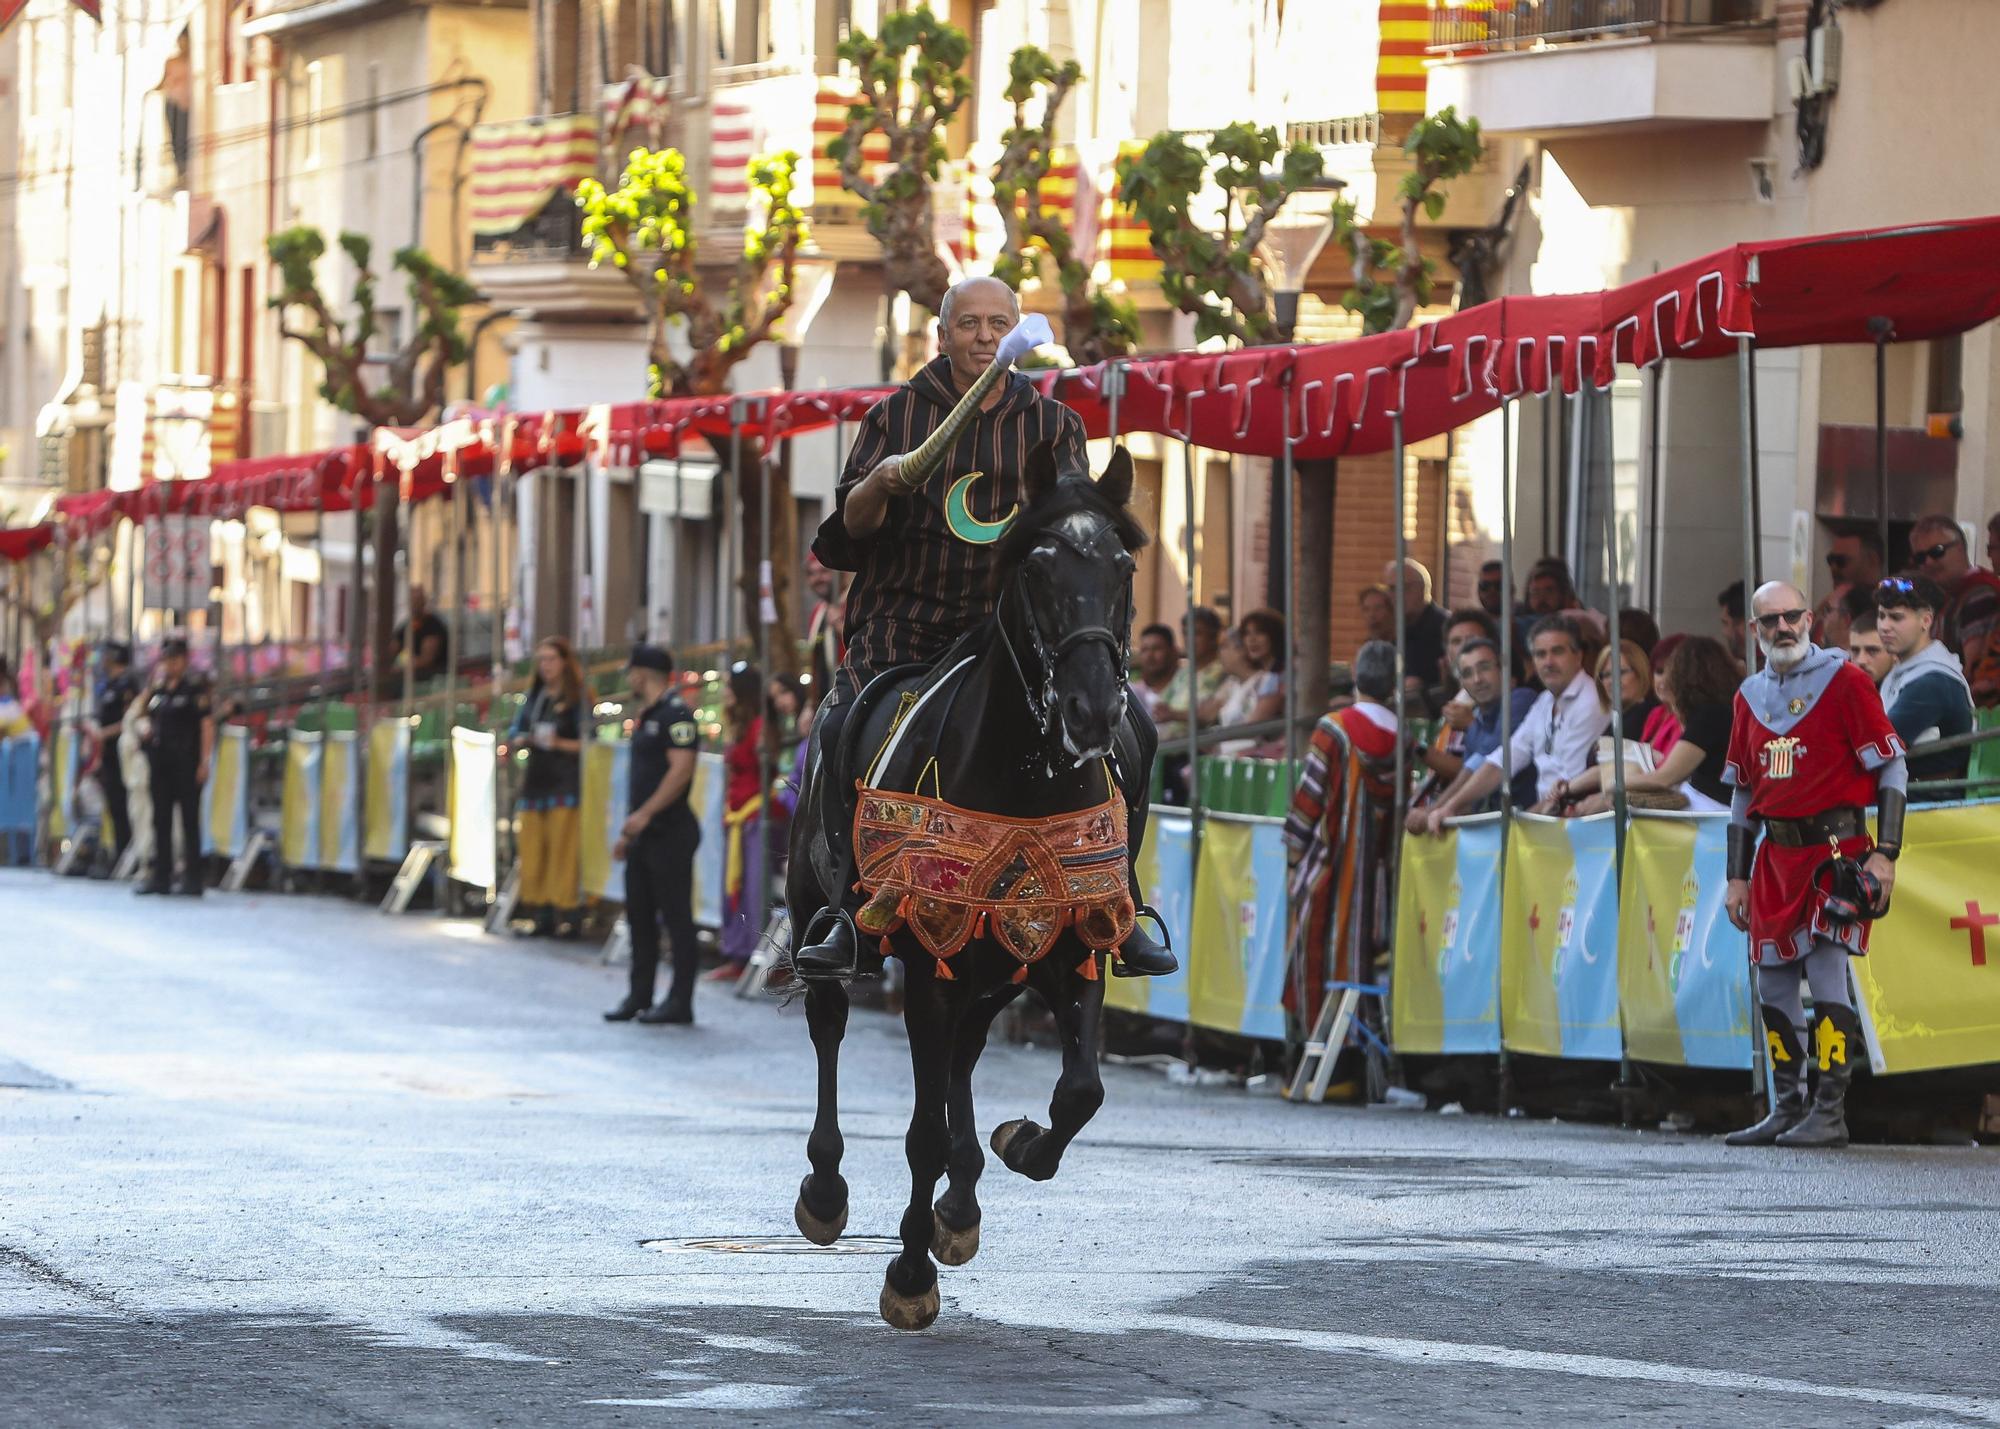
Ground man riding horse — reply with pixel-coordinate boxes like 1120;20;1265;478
793;276;1176;980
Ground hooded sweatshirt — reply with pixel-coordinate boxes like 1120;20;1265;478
813;356;1089;688
1879;639;1973;784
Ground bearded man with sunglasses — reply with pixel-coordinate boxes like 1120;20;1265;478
1907;514;2000;707
1721;581;1907;1149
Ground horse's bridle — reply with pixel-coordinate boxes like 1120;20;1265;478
996;518;1133;740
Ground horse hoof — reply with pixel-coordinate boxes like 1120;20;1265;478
932;1211;980;1266
990;1118;1037;1162
794;1181;848;1246
879;1277;941;1331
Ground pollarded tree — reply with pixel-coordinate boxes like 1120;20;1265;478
1112;123;1325;346
267;227;483;685
575;147;809;667
827;4;972;317
576;147;807;398
990;46;1138;366
1331;107;1485;334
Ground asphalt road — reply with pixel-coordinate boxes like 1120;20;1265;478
4;868;1999;1427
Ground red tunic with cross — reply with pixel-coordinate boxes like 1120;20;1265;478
1724;659;1903;964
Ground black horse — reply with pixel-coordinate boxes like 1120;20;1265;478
786;440;1153;1330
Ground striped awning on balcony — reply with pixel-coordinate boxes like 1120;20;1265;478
471;115;598;238
1379;2;1434;113
811;79;890;209
1104;141;1160;285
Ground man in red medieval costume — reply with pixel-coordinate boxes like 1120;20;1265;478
1722;580;1907;1149
792;276;1175;981
1283;640;1402;1031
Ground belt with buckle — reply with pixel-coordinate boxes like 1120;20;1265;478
1764;806;1866;847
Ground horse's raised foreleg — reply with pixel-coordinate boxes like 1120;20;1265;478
993;957;1106;1183
881;961;956;1331
794;979;851;1245
932;981;1021;1266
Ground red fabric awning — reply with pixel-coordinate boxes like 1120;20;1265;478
7;213;2000;563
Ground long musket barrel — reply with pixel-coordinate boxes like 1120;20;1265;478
895;313;1055;489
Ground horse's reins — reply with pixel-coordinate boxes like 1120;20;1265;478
993;520;1133;739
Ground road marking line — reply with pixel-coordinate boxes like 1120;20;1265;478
1142;1314;2000;1424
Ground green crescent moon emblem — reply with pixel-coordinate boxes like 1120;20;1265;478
944;471;1017;545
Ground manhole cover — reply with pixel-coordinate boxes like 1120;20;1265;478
642;1236;901;1255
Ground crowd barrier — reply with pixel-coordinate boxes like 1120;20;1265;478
279;730;360;874
577;740;729;930
363;719;412;865
1394;802;2000;1074
1;734;39;861
448;728;498;889
200;725;252;859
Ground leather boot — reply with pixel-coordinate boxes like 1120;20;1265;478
1724;1006;1808;1146
1110;720;1178;979
1777;1004;1860;1148
795;908;860;979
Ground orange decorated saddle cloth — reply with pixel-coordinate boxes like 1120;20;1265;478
852;785;1134;979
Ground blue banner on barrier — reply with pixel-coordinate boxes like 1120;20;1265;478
1108;809;1194;1025
1;734;39;862
1440;820;1505;1053
1673;817;1753;1068
1240;821;1293;1042
1555;815;1623;1062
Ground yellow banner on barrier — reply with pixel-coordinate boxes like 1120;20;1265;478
579;740;618;900
280;734;319;869
320;732;354;870
1499;815;1572;1059
1104;827;1166;1017
207;726;248;858
364;719;410;863
1187;819;1254;1034
50;725;76;840
1391;826;1459;1054
1620;817;1696;1066
1853;802;2000;1074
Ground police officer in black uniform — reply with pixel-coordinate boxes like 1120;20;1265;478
606;644;703;1025
89;642;141;865
137;637;213;897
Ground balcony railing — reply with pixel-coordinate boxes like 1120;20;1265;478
1430;0;1771;55
1285;112;1383;150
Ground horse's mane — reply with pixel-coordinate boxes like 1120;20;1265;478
989;476;1149;593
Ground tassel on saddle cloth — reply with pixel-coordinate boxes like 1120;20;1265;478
852;780;1134;982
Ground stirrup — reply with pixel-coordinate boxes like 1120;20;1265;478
793;906;861;980
1132;904;1172;952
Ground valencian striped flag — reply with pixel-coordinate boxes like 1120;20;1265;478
470;115;598;239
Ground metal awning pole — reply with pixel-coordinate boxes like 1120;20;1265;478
316;478;329;717
1499;402;1516;812
1646;365;1663;614
1871;319;1892;567
1389;411;1408;991
724;413;742;663
1182;435;1200;855
753;399;772;955
445;469;463;723
1602;381;1634;1126
402;471;416;717
1280;369;1298;769
1736;332;1767;1103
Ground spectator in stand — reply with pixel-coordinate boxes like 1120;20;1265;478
1875;575;1973;790
1718;580;1748;663
1987;509;2000;573
1408;637;1539;823
803;556;846;697
1908;513;2000;708
1192;627;1260;756
1525;559;1576;616
1358;585;1396;646
765;672;804;869
394;585;449;682
1846;607;1894;688
715;662;775;977
1593;640;1676;759
1553;635;1741;815
1421;615;1608;830
1186;606;1228;713
1814;529;1884;651
1477;560;1510;620
1617;609;1662;664
1132;623;1183;738
1387;558;1451;692
1228;609;1287;753
509;638;588;939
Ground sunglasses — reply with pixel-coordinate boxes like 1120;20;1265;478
1913;539;1960;564
1753;608;1809;631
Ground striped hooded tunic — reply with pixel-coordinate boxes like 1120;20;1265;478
811;356;1089;692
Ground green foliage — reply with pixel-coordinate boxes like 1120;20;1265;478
266;225;480;426
577;147;807;397
1331;106;1485;334
828;4;972;313
989;45;1136;364
1112;123;1324;346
